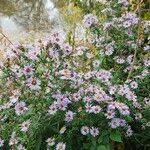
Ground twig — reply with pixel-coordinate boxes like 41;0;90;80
0;31;14;46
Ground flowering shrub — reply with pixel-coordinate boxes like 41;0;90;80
0;0;150;150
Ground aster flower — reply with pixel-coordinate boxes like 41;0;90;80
130;81;138;89
62;44;72;55
65;111;75;122
9;95;19;104
116;58;125;64
23;65;34;76
81;126;89;135
46;137;55;146
118;84;130;96
48;48;59;59
83;96;92;103
44;71;51;80
10;64;20;73
96;69;112;83
105;110;115;119
90;127;99;137
109;118;121;129
50;33;64;45
144;59;150;67
2;102;13;110
141;69;149;77
75;47;84;56
56;97;70;111
107;103;116;111
125;91;137;102
123;21;131;28
6;49;17;58
92;105;102;114
105;43;114;56
84;72;93;80
26;77;41;90
86;52;94;59
26;47;41;60
119;106;130;116
83;14;98;28
85;103;93;113
144;45;150;51
15;102;27;115
133;102;141;109
109;86;117;95
119;119;126;127
121;12;139;26
9;132;18;146
127;55;133;64
126;126;133;137
17;144;27;150
48;103;58;115
59;69;75;80
118;0;128;6
0;138;4;147
56;142;66;150
60;126;66;134
103;22;113;30
134;113;142;120
146;122;150;127
144;97;150;106
72;92;81;102
116;103;130;116
10;64;23;77
93;60;100;68
20;120;31;132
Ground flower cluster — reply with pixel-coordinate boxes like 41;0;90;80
83;13;98;28
81;126;99;137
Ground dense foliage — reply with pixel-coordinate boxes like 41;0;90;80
0;0;150;150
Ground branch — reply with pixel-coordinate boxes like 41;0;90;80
0;31;14;46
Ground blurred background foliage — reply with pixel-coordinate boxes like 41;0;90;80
129;0;150;19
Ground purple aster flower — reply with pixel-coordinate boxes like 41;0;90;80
81;126;89;135
90;127;99;137
65;111;75;122
23;65;34;76
83;14;98;28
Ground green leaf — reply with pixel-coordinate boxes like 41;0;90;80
110;130;122;142
97;145;110;150
98;130;109;144
126;116;133;122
